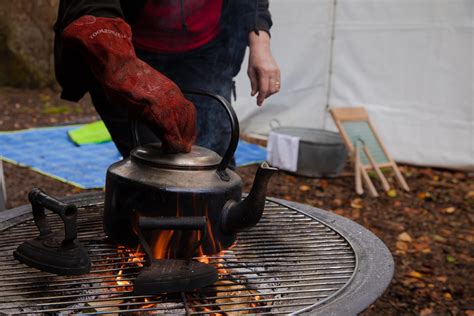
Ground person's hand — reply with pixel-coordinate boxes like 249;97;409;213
247;32;281;106
62;15;196;153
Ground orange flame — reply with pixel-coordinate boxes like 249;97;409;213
116;269;130;287
153;230;175;259
115;247;145;290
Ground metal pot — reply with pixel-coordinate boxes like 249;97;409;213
270;125;347;178
104;90;277;258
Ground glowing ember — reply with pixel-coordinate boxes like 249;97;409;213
115;269;130;287
114;247;145;291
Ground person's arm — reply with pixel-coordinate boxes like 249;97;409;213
54;0;125;102
55;1;196;153
238;0;280;106
55;0;124;30
247;31;280;106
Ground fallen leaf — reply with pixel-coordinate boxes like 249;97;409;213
466;191;474;199
332;198;343;207
443;292;452;300
465;310;474;316
419;307;433;316
401;277;418;286
350;198;363;209
446;255;456;263
350;209;360;220
319;180;329;189
407;271;423;279
387;189;397;198
398;232;413;243
393;200;402;207
417;192;433;201
396;241;409;251
417;235;431;243
421;247;432;253
436;276;448;283
411;236;432;253
433;235;447;243
299;185;311;192
442;207;456;214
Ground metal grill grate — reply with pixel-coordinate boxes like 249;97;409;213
0;199;356;315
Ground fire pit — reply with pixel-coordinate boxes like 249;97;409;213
0;192;393;315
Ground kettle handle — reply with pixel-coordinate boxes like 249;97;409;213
182;89;240;175
131;89;239;179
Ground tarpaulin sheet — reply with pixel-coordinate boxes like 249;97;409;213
233;0;473;170
0;126;266;189
0;126;120;189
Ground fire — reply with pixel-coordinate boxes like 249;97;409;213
109;245;268;314
145;199;225;261
194;248;268;314
153;230;175;259
115;269;129;287
114;247;145;291
141;297;159;309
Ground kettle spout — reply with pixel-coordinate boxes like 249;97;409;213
221;162;277;233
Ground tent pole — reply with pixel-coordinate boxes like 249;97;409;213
323;0;338;129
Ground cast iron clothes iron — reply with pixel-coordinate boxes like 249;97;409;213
13;188;91;275
133;215;218;294
104;90;278;257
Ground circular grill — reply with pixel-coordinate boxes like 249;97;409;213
0;193;393;315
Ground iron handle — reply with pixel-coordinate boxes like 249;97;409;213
138;216;207;232
29;188;78;244
136;215;208;264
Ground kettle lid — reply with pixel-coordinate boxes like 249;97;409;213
131;143;222;170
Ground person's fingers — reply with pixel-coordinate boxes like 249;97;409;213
268;70;281;96
256;70;270;106
248;68;258;96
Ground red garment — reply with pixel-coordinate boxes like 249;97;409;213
62;16;197;153
132;0;223;53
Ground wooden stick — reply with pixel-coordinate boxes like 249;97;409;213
392;162;410;191
354;146;363;195
362;146;390;192
360;166;379;197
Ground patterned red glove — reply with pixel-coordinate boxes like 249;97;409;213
62;15;196;153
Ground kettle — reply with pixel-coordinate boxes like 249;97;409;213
103;90;277;258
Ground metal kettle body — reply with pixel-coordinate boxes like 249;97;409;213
103;90;276;258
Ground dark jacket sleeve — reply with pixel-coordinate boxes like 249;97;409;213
55;0;124;31
54;0;125;102
239;0;273;35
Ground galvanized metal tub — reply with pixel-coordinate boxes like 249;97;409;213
271;127;347;178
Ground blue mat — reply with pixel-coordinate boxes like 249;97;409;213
0;125;266;189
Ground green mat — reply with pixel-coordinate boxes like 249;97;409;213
68;121;112;145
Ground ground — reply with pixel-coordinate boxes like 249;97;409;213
1;87;473;315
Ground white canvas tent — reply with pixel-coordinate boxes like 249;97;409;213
233;0;473;171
